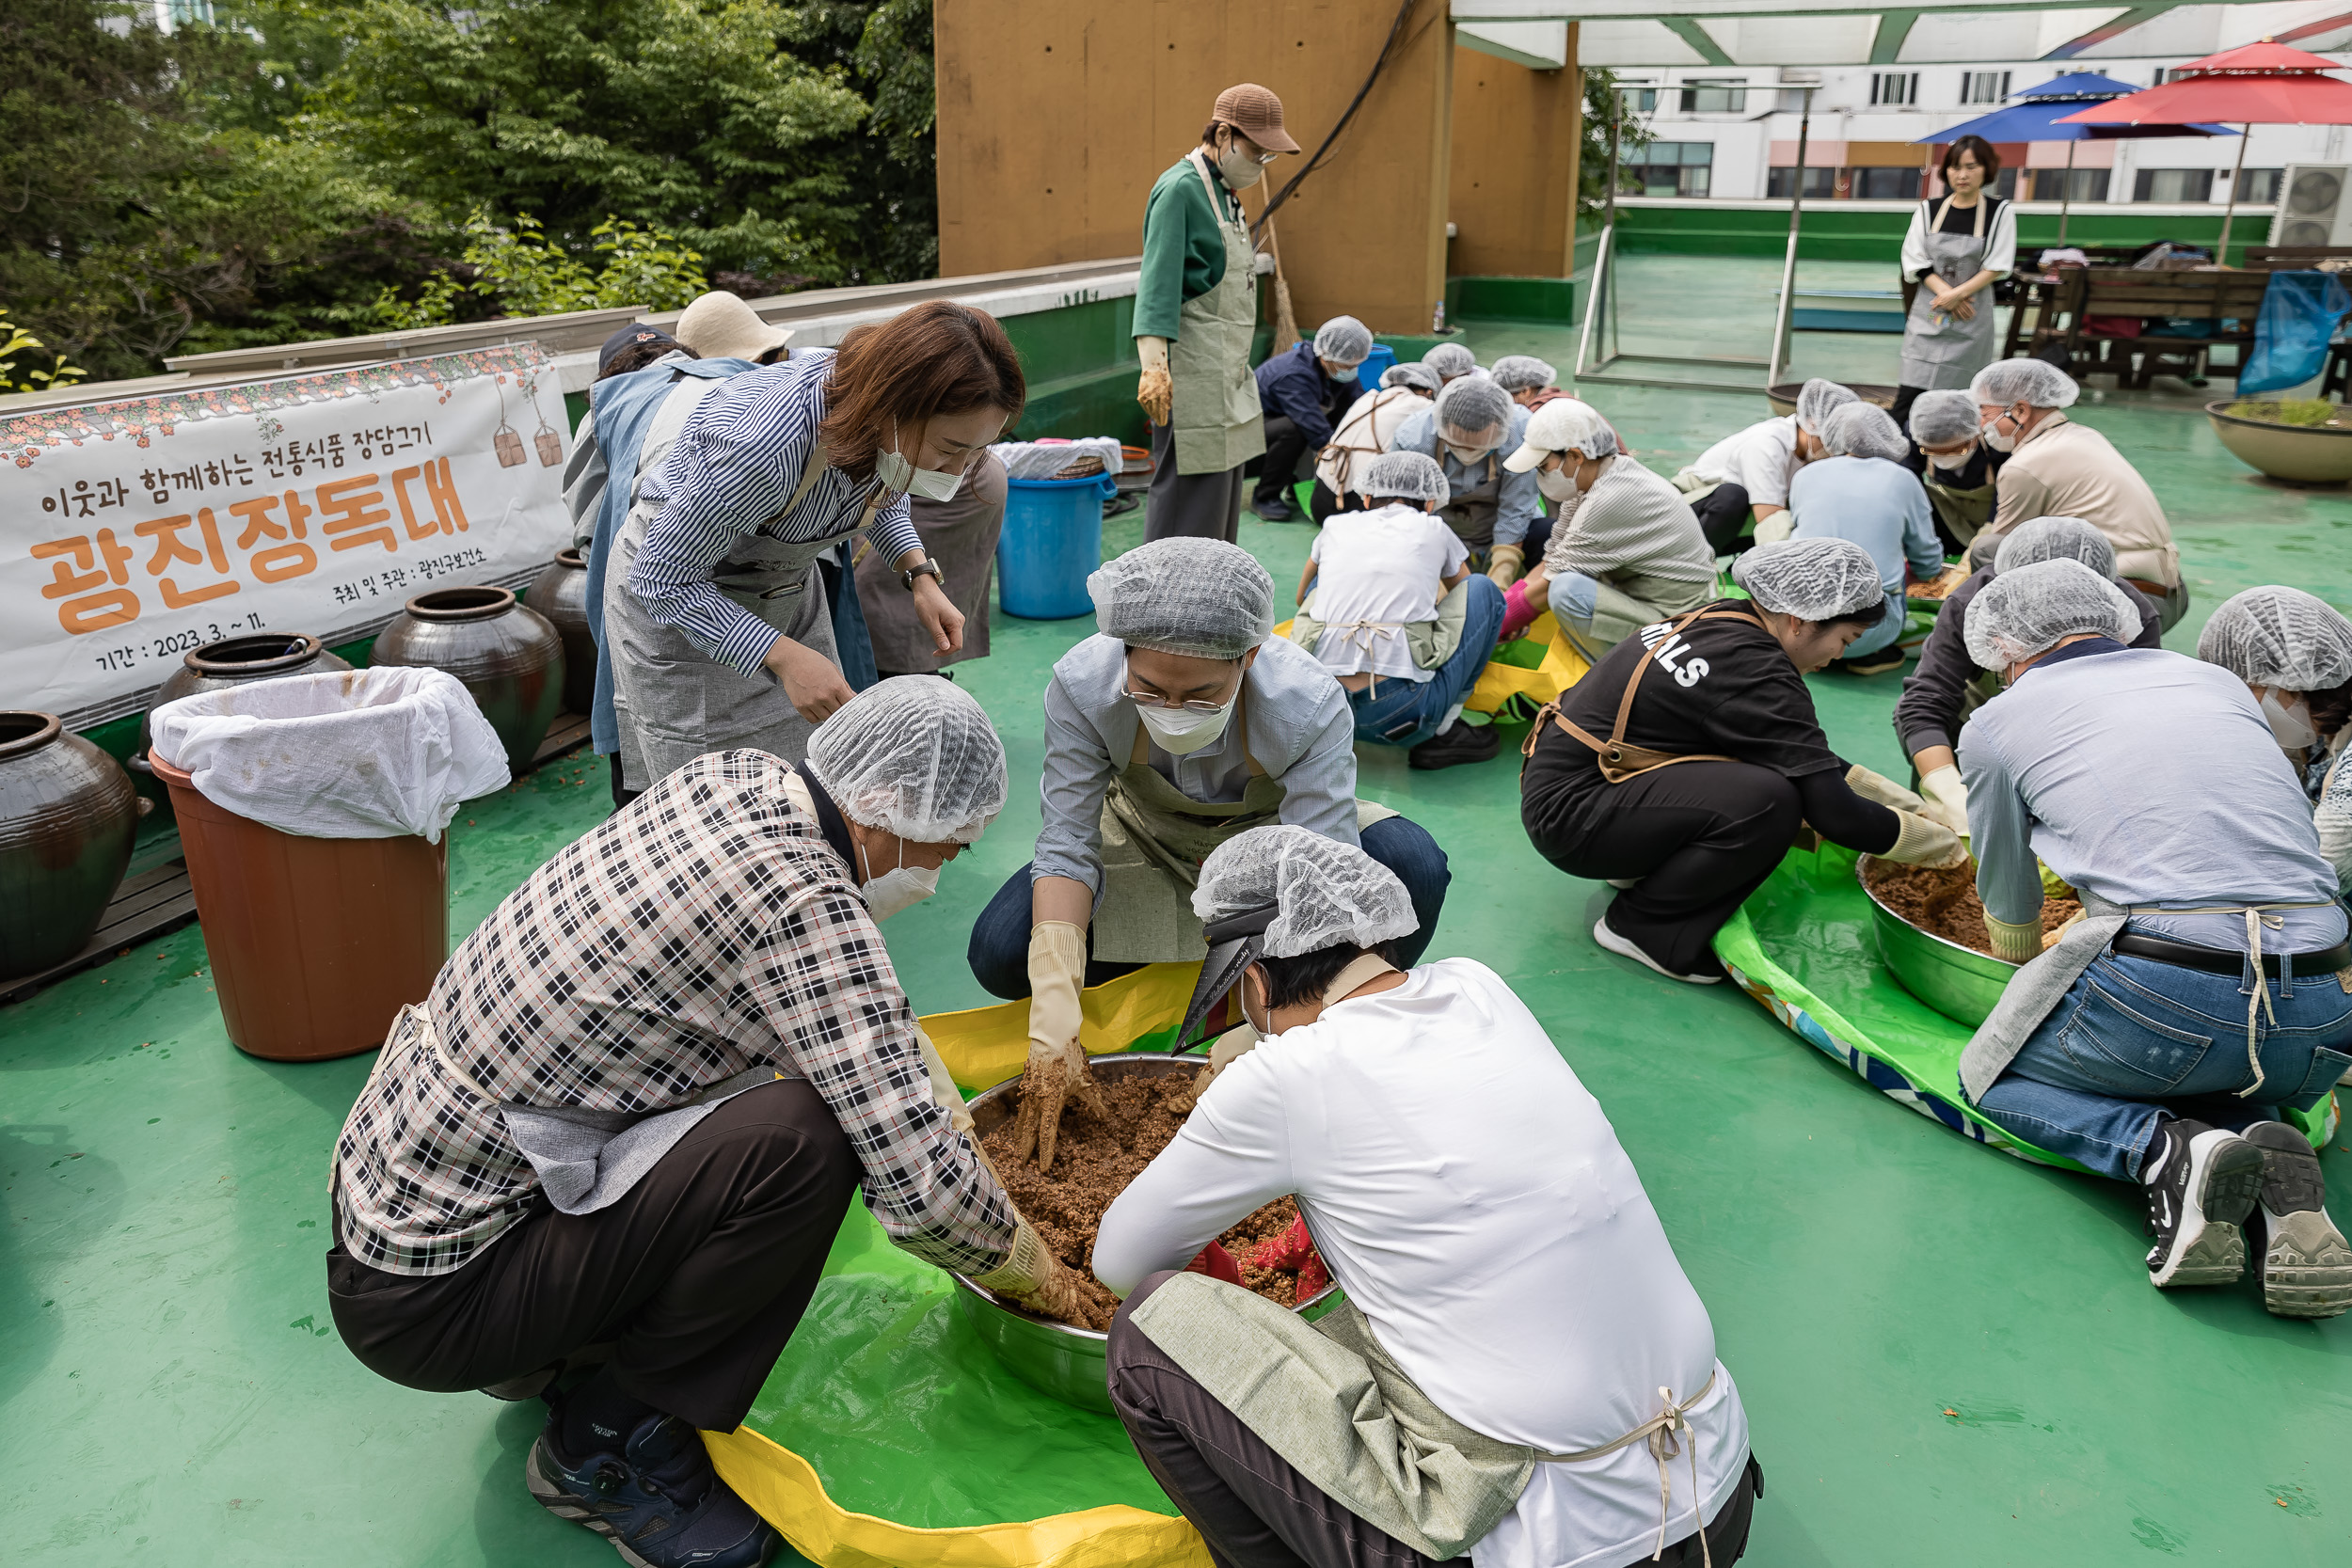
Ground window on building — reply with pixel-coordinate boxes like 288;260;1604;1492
1620;141;1715;198
1679;79;1748;114
1871;72;1918;107
1960;71;2011;105
2028;167;2111;203
1766;166;1839;199
2135;168;2216;202
2236;167;2283;203
1614;79;1659;113
1852;166;1924;200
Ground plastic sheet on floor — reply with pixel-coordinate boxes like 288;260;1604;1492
1713;844;2337;1165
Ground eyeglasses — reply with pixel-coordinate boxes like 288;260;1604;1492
1121;688;1231;713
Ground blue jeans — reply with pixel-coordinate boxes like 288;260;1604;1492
1971;951;2352;1181
1347;575;1508;749
1840;590;1907;659
965;815;1453;999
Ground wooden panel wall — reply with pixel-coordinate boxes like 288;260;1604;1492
1446;33;1581;279
935;0;1455;336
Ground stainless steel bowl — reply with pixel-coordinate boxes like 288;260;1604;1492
950;1052;1333;1414
1856;855;2019;1027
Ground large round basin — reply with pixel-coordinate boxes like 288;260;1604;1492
2205;400;2352;485
1856;855;2019;1026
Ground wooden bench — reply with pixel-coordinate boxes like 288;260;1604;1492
2245;245;2352;270
2019;267;2273;388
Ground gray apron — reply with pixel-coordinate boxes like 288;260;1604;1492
607;441;875;787
1439;450;1503;560
1923;473;1998;546
1169;150;1267;477
852;451;1006;672
1900;198;1999;392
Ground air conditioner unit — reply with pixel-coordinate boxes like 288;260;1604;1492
2270;164;2352;247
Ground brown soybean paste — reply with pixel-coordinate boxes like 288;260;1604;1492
979;1070;1308;1330
1867;860;2081;956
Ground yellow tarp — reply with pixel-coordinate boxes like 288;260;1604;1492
1267;611;1593;722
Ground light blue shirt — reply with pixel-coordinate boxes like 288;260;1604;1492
1961;643;2346;952
1391;404;1540;548
1788;455;1943;593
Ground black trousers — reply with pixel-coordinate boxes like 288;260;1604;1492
1522;741;1801;978
327;1079;857;1432
1689;482;1754;555
1147;420;1246;544
1108;1273;1759;1568
1250;415;1317;503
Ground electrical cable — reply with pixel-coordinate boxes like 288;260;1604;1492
1250;0;1424;242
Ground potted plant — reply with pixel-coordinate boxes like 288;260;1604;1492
2205;397;2352;484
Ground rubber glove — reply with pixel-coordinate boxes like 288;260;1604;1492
1168;1022;1258;1112
974;1217;1097;1323
1915;764;1970;836
1984;911;2044;964
1845;763;1927;815
1136;336;1172;426
1249;1216;1331;1300
1752;511;1796;546
1009;922;1106;1172
1486;543;1525;587
1885;810;1970;870
1500;578;1538;643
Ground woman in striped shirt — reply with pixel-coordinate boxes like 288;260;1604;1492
608;302;1024;788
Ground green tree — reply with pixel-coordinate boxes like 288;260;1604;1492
362;210;710;328
1580;69;1654;217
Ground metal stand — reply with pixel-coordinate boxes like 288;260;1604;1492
1576;87;1815;396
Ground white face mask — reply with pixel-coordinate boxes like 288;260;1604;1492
2262;689;2318;753
858;838;940;921
1979;411;2020;453
1216;147;1266;190
1136;694;1237;755
1441;437;1494;467
1536;462;1580;503
876;424;964;503
1927;446;1975;471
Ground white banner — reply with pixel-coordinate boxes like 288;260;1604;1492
2;344;572;727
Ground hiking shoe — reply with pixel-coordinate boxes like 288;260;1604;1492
1407;720;1500;770
1592;913;1722;985
1836;648;1906;676
2243;1120;2352;1319
528;1409;781;1568
2141;1118;2264;1289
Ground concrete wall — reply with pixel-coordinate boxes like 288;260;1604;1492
934;0;1456;337
1446;30;1581;282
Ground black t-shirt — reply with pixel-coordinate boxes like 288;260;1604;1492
1931;194;2004;236
1542;601;1846;784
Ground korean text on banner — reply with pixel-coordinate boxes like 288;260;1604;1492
2;345;571;725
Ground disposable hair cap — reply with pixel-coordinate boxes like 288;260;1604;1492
1907;388;1980;448
1963;557;2137;670
2197;585;2352;691
1422;342;1478;379
1312;316;1375;366
1435;374;1514;436
1731;537;1887;622
1994;515;2116;580
803;676;1009;846
1794;378;1858;434
1821;402;1909;463
1089;537;1274;660
1506;397;1616;470
1361;451;1451;504
1969;357;2079;410
1193;825;1420;959
1488;355;1558;392
1381;362;1441;395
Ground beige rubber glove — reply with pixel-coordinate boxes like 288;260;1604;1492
1009;922;1106;1172
2043;906;2086;951
1915;764;1970;836
974;1218;1094;1323
1845;763;1927;816
1136;336;1172;427
1168;1022;1259;1111
1486;543;1525;587
1885;810;1970;870
1984;911;2045;964
1752;511;1796;546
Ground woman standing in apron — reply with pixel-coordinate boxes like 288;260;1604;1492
608;302;1023;789
1892;135;2016;432
1135;85;1298;543
961;538;1453;1167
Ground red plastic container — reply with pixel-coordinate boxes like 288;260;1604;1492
151;752;447;1061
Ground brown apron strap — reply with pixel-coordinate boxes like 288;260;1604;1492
1523;607;1763;784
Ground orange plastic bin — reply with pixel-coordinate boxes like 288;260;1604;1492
151;752;447;1061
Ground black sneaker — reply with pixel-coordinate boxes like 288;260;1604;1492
1407;720;1500;770
1251;492;1300;521
2141;1118;2265;1289
527;1407;782;1568
2242;1120;2352;1319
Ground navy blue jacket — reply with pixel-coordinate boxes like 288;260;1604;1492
1252;341;1359;448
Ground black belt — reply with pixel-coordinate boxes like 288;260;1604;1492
2112;931;2352;979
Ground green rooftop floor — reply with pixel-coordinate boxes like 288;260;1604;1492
6;252;2348;1565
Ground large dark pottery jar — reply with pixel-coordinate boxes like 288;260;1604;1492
136;633;353;761
524;547;596;716
0;712;141;979
370;586;564;773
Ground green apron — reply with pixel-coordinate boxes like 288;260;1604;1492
1923;475;1998;546
1169;150;1267;478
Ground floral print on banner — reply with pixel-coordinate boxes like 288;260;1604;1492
4;344;557;470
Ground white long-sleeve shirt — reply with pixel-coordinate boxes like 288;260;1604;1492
1095;959;1749;1568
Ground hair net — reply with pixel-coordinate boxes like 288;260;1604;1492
1193;825;1419;959
1361;451;1451;504
1489;355;1558;392
1993;515;2116;580
2197;586;2352;691
1381;362;1440;395
1963;558;2137;670
1908;389;1979;449
1821;402;1909;462
1794;378;1858;434
1089;538;1274;660
1506;397;1616;470
803;677;1008;845
1435;374;1514;437
1422;342;1478;379
1312;316;1374;366
1732;537;1887;622
1969;357;2079;410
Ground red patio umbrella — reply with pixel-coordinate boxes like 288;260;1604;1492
2059;41;2352;259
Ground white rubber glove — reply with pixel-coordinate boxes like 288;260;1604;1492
1845;763;1926;816
1885;810;1971;870
974;1217;1095;1323
1009;922;1106;1172
1486;543;1525;587
1752;511;1796;546
1136;336;1172;427
1916;764;1970;836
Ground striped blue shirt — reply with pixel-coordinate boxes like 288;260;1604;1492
629;349;921;676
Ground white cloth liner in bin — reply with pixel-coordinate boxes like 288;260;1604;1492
988;436;1128;481
149;667;511;842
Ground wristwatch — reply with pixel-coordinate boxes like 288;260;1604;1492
899;557;946;593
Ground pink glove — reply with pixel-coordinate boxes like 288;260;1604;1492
1500;579;1538;643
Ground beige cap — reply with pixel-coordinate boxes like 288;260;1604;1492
1503;397;1615;472
675;291;793;362
1213;83;1301;154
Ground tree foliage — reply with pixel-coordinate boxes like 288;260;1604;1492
1580;69;1655;218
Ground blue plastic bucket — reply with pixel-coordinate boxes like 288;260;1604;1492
1354;343;1398;389
997;471;1116;620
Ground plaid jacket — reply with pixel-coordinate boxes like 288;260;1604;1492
331;750;1016;1277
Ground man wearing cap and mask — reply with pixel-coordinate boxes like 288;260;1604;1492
327;679;1089;1568
1249;315;1375;521
1390;375;1541;586
1094;825;1764;1568
1136;85;1300;544
964;536;1452;1169
1952;561;2351;1317
1673;378;1855;554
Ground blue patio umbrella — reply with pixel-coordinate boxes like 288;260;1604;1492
1915;72;2233;242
